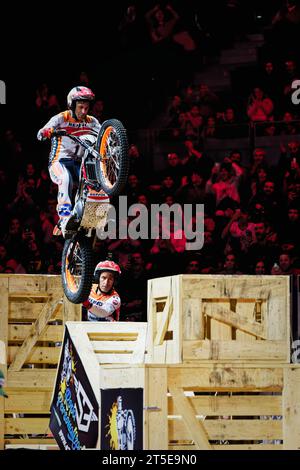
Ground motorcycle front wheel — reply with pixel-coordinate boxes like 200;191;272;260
61;235;94;304
95;119;129;197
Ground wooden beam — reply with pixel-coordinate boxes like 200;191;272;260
63;297;82;322
145;367;168;450
5;438;57;446
169;418;282;441
168;366;283;391
5;391;52;413
205;304;266;339
0;371;5;451
283;367;300;449
8;347;60;366
5;417;50;435
0;278;9;357
8;325;63;343
9;299;62;371
0;339;6;450
7;370;56;389
9;302;63;321
168;395;282;416
169;385;211;450
154;296;173;346
183;339;288;362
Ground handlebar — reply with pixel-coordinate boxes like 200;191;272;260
51;129;100;158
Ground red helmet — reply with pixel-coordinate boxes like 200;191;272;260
94;260;121;283
67;86;95;109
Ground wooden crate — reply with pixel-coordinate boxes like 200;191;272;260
147;275;290;364
0;274;81;449
49;321;148;450
47;322;300;450
98;362;300;450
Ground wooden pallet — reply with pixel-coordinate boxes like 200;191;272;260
147;275;290;363
0;274;81;450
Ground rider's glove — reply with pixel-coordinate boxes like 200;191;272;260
38;127;54;141
82;300;92;310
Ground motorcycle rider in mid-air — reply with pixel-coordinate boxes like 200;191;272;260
37;86;101;235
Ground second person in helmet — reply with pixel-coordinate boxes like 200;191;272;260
37;86;101;234
82;260;121;322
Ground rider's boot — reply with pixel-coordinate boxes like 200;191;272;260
53;203;73;236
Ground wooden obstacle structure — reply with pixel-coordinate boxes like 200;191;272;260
0;274;81;450
101;362;300;450
1;273;300;450
49;321;300;450
147;275;290;363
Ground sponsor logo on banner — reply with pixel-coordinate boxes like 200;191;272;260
50;326;99;450
101;388;143;450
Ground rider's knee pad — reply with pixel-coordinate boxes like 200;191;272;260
58;203;72;217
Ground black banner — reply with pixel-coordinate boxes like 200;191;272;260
101;388;143;450
49;326;99;450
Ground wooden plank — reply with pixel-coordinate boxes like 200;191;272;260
168;367;283;391
182;276;226;298
147;276;182;364
181;275;271;299
8;346;60;365
207;301;232;342
8;325;64;342
183;339;289;362
9;293;51;298
169;444;283;450
0;369;5;450
169;418;282;441
283;367;300;449
154;296;173;346
9;302;63;321
169;386;211;450
209;444;282;450
5;438;57;445
100;365;144;389
5;444;59;450
183;299;204;340
63;297;82;322
95;353;134;363
206;304;266;339
150;276;174;298
88;332;138;341
146;367;168;450
0;338;6;450
7;370;57;389
8;275;47;293
5;418;50;434
168;395;282;416
5;391;52;413
91;341;136;352
266;277;289;340
9;299;62;371
0;279;9;352
236;300;259;342
0;341;5;367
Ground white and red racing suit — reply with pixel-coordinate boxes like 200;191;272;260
37;110;101;217
84;284;121;322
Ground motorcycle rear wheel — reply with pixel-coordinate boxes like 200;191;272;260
61;235;94;304
95;119;129;196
